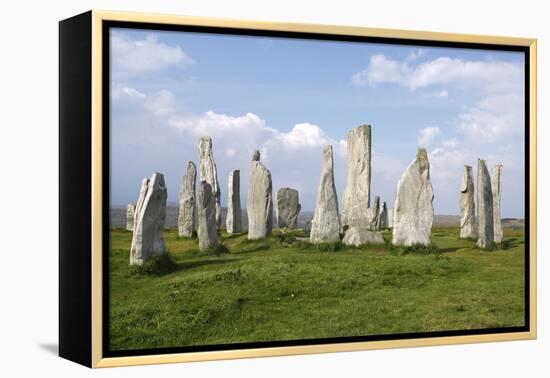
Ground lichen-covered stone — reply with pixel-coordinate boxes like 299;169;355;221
476;159;495;249
226;170;243;233
126;203;135;231
178;161;196;237
392;149;434;246
342;227;384;246
198;181;219;251
247;150;273;239
276;188;301;229
130;173;167;265
198;136;221;229
459;165;477;239
492;164;503;244
310;145;341;243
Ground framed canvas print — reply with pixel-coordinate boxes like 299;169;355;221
59;10;537;368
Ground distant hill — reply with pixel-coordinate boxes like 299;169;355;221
110;205;524;231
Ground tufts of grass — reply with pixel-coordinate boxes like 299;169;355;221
389;243;440;256
201;243;229;256
129;252;178;276
294;240;343;252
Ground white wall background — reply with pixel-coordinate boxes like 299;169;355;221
0;0;547;376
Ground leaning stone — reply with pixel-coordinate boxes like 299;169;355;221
476;159;495;249
459;165;477;239
392;148;434;246
198;181;219;251
342;124;372;229
198;136;222;229
276;188;301;229
342;227;384;246
130;173;167;265
310;145;341;243
178;161;197;237
226;170;243;233
492;164;503;244
247;150;273;239
126;203;135;231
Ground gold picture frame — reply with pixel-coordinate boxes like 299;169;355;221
59;9;537;368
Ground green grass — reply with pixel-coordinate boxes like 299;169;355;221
109;227;525;351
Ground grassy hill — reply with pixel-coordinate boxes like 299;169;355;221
108;227;525;351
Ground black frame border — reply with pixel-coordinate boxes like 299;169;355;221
101;20;531;359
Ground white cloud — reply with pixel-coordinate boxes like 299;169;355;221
352;54;410;87
406;48;425;62
442;138;459;148
111;33;194;78
417;126;441;147
425;89;449;98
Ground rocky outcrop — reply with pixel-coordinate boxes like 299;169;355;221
342;226;384;246
247;150;273;239
476;159;495;249
198;136;221;229
492;164;503;244
226;170;243;233
276;188;301;229
392;148;434;246
198;181;219;251
342;125;372;229
178;161;196;237
130;173;167;265
126;204;135;231
310;145;341;243
459;165;476;239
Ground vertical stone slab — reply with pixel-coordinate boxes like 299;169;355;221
247;150;273;239
126;204;135;231
377;201;389;230
476;159;495;249
310;145;341;243
130;173;167;265
388;208;394;229
198;136;221;229
276;188;301;229
392;148;434;246
226;170;243;233
492;164;503;244
178;161;197;237
198;181;219;251
369;195;381;230
459;165;477;239
342;125;372;230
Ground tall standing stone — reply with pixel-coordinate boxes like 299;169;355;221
377;201;389;230
492;164;503;244
342;125;372;230
126;204;135;231
198;136;221;229
198;181;219;251
459;165;477;239
368;195;381;230
130;173;167;265
476;159;495;249
276;188;301;229
388;208;394;228
178;161;197;237
247;150;273;239
392;149;434;246
310;145;341;243
226;170;243;233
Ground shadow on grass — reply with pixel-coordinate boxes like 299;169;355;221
221;232;247;241
439;247;459;254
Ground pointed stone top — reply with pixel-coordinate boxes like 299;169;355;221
464;164;472;169
417;148;428;159
150;172;166;188
252;149;261;161
187;160;196;169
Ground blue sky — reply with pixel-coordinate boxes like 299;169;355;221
110;27;525;217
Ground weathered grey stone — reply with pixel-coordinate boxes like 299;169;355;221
492;164;503;244
276;188;301;229
130;173;167;265
198;136;221;229
198;181;219;251
126;204;135;231
342;125;372;229
476;159;495;249
342;226;384;246
392;148;434;246
459;165;477;239
388;208;394;228
377;201;389;230
226;170;243;233
247;150;273;239
310;145;341;243
178;161;196;237
369;195;381;230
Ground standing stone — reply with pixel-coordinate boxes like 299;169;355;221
247;150;273;239
492;164;503;244
342;125;372;230
226;170;243;233
276;188;301;229
368;195;381;230
377;201;389;230
178;161;197;237
388;208;394;228
126;204;135;231
342;227;385;246
392;148;434;246
130;173;167;265
310;145;341;243
198;136;221;229
459;165;477;239
476;159;495;249
198;181;219;251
